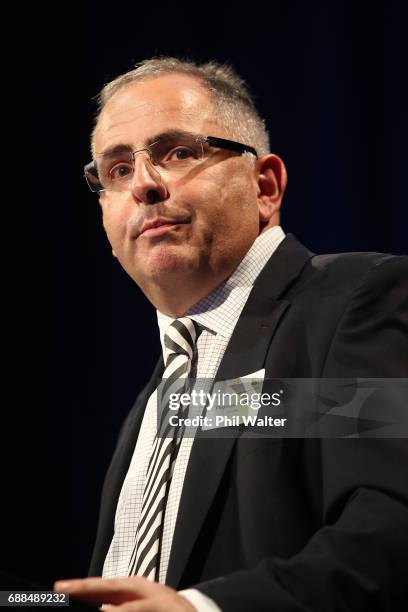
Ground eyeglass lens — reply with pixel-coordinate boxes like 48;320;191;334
85;134;207;193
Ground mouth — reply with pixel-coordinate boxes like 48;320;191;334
138;217;189;238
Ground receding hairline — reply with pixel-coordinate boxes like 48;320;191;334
91;72;224;155
90;57;271;157
104;70;215;102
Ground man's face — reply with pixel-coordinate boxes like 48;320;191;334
93;74;262;302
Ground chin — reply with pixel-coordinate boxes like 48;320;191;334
139;245;198;281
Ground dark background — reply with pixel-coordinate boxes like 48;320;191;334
5;0;407;587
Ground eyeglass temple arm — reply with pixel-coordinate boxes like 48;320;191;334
206;136;258;158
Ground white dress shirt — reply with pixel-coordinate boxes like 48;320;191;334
103;226;286;611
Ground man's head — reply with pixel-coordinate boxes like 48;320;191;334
89;58;287;316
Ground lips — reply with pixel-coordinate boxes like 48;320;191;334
138;217;189;238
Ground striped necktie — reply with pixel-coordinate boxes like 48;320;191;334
128;317;198;580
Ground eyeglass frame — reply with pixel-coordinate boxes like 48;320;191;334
84;134;258;194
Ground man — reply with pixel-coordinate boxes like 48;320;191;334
55;58;408;610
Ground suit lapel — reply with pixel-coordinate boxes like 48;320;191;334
166;234;313;587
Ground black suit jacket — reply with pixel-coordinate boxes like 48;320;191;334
89;235;408;611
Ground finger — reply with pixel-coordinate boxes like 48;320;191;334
101;603;160;612
54;576;159;605
102;602;174;612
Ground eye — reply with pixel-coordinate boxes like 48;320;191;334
167;147;197;161
109;162;133;180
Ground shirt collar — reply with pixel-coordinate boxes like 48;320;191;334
157;225;285;346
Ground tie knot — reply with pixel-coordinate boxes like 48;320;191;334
163;317;198;366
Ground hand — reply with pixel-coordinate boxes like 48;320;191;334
53;576;197;611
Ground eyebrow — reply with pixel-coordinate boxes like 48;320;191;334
95;129;200;159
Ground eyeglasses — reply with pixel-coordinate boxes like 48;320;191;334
84;132;258;194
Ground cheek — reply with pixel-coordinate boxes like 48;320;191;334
195;170;257;222
190;180;259;267
217;175;259;231
101;204;128;250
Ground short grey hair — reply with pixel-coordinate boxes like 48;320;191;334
91;57;270;157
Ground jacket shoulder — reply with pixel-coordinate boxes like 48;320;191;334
293;250;407;298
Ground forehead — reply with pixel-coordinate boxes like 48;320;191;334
93;74;223;154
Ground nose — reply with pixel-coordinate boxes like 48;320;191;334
130;151;169;204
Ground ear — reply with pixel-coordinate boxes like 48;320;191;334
112;249;117;258
255;154;287;225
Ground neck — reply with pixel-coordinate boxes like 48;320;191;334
141;268;233;319
144;273;227;317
